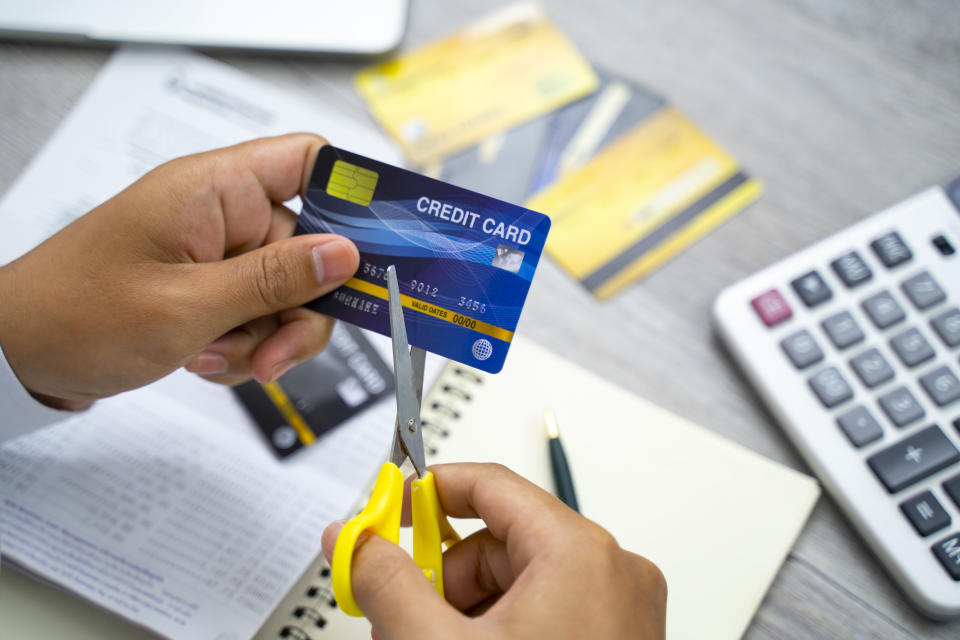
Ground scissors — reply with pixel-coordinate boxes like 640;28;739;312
331;264;461;618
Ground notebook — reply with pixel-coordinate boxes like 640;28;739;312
254;336;821;640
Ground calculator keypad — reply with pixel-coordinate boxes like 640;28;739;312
831;251;873;288
781;330;823;369
931;308;960;347
849;348;895;388
933;533;960;580
902;271;947;310
724;185;960;606
791;270;833;308
862;290;906;329
901;490;951;536
890;328;936;367
822;311;865;349
871;231;913;268
837;405;883;447
809;367;854;408
750;289;792;327
878;386;926;427
919;367;960;407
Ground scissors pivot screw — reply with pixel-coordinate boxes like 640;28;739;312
406;418;416;433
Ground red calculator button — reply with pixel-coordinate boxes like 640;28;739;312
751;289;793;327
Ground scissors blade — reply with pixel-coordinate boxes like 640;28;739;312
386;265;427;477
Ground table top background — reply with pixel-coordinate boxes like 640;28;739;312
1;1;959;637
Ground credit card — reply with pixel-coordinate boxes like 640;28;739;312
234;324;394;457
526;80;762;299
429;115;551;205
528;71;666;194
354;2;598;166
296;145;551;373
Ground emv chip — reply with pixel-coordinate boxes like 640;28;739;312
326;160;378;206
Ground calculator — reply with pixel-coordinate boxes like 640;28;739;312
713;178;960;619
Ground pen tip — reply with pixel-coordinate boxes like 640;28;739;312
543;408;560;439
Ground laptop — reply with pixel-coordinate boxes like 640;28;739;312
0;0;408;55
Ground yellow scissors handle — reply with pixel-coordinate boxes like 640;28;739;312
332;462;404;617
412;470;461;595
332;465;461;618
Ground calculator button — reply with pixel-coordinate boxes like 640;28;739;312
809;367;853;408
750;290;792;327
902;271;946;310
932;532;960;580
901;491;951;536
831;251;872;288
871;231;912;268
791;271;832;308
867;425;959;493
837;405;883;447
821;311;864;350
942;474;960;510
889;328;935;367
919;366;960;407
933;235;956;256
780;330;823;369
878;386;925;427
931;308;960;347
862;290;906;329
849;348;895;388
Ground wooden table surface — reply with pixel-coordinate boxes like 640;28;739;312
2;0;959;637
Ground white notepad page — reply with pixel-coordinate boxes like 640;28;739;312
420;337;821;640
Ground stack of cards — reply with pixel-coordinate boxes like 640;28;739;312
355;3;762;299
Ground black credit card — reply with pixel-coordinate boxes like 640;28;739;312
234;324;394;457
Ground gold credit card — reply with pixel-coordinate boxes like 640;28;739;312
355;2;598;166
527;105;762;299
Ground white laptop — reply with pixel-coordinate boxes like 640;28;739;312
0;0;408;55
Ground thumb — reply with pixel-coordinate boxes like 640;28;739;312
322;522;462;640
196;234;358;331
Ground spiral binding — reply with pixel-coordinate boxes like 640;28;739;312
420;363;485;461
276;362;486;638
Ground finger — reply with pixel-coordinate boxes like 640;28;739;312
322;522;465;640
322;520;345;565
266;202;299;244
249;308;336;384
429;463;581;570
440;528;515;612
184;315;278;382
214;133;326;239
189;233;359;333
222;202;298;259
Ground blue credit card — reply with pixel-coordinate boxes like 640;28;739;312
296;146;551;373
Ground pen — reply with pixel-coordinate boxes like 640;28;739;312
544;408;579;512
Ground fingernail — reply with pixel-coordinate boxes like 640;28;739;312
312;239;357;285
269;359;296;382
184;352;228;375
321;520;346;562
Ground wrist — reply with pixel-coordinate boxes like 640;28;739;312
0;260;87;411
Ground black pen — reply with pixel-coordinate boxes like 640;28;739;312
544;408;580;512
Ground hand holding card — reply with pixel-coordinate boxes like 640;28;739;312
295;146;550;373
